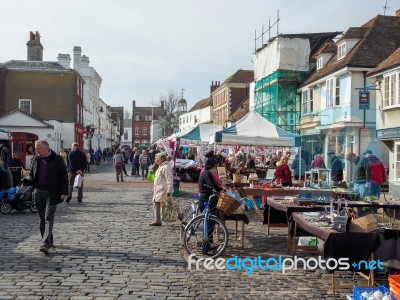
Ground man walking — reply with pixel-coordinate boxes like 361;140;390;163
364;149;386;199
67;142;87;203
29;139;68;254
346;152;371;198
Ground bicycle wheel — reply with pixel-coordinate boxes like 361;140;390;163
179;201;199;244
183;214;228;259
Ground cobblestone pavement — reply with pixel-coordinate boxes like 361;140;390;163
0;163;390;299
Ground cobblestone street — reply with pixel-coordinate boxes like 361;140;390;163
0;164;389;299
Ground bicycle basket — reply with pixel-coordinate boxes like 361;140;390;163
217;191;241;215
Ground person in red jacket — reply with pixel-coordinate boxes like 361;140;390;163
364;149;386;199
274;155;292;186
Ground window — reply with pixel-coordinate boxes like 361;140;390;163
316;58;323;70
335;77;341;106
325;77;341;107
384;76;390;107
309;88;314;113
326;78;334;107
145;116;148;121
338;43;346;60
19;99;31;114
135;115;139;121
149;115;152;121
383;73;400;107
396;143;400;181
302;90;308;114
143;127;147;136
77;104;79;122
135;128;139;136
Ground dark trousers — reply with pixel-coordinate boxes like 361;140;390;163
33;189;57;247
141;165;149;178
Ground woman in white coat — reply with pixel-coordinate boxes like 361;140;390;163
150;152;174;226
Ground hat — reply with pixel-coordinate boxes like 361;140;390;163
327;151;335;155
205;150;214;158
363;149;373;155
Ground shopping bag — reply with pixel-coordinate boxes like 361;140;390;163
161;196;180;222
147;170;155;182
73;174;84;189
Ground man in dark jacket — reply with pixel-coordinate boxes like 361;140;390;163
346;152;370;198
29;139;68;254
328;151;343;186
67;142;87;203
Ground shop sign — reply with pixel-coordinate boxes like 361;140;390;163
359;91;370;109
377;127;400;139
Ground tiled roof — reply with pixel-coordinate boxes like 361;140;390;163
301;15;400;87
188;97;212;112
368;47;400;76
226;98;249;122
313;40;337;57
339;27;368;40
221;69;254;85
133;106;164;119
2;60;70;71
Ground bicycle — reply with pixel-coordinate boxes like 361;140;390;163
182;185;229;259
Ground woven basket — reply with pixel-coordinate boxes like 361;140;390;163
217;191;242;215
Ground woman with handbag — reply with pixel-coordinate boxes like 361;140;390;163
150;152;173;226
113;148;124;182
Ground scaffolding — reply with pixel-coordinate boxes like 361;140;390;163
254;70;306;134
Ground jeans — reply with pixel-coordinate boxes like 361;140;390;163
33;189;57;247
370;182;382;199
354;182;370;199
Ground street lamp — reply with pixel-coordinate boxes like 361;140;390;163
97;107;103;149
110;121;116;149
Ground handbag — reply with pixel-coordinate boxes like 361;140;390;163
73;174;84;189
161;195;180;222
147;170;155;182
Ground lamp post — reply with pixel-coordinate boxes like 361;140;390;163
97;107;103;149
110;121;116;150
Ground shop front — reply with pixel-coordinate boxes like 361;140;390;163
377;127;400;197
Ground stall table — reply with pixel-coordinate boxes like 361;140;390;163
291;211;381;295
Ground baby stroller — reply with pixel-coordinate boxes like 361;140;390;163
0;181;36;214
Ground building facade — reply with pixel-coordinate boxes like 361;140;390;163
211;71;253;126
299;14;400;180
368;42;400;195
132;100;165;148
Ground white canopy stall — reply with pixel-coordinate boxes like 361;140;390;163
210;110;300;147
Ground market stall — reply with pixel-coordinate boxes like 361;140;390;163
209;109;301;179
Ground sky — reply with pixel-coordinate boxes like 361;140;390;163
0;0;396;112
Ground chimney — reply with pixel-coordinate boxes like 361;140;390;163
132;100;136;108
26;31;43;61
396;9;400;17
57;53;71;68
210;81;220;94
81;55;90;68
73;46;82;70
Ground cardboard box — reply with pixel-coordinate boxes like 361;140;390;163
349;214;377;233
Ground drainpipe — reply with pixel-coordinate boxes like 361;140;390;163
358;71;367;155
